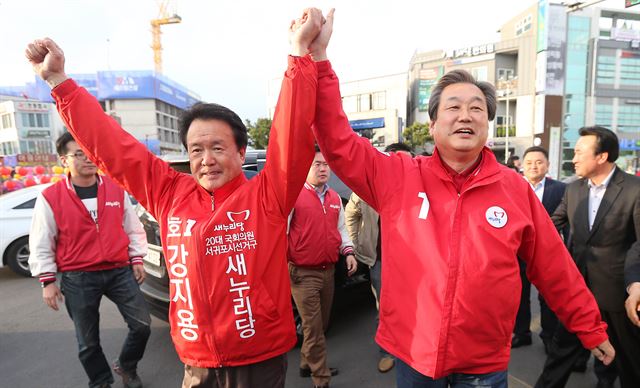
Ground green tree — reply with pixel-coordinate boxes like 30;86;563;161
246;118;272;149
402;122;433;150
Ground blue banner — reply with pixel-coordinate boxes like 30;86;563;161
620;138;640;151
155;75;200;109
97;71;156;101
139;138;161;155
95;71;199;109
1;71;200;110
349;117;385;131
71;73;99;98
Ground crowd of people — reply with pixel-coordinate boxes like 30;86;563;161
22;7;639;388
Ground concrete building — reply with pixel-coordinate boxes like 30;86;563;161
338;73;407;146
267;72;408;147
0;71;200;157
0;98;66;166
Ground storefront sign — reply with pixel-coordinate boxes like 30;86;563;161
349;118;385;131
16;153;58;166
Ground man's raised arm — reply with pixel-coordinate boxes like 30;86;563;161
25;38;179;216
262;8;322;216
308;10;404;212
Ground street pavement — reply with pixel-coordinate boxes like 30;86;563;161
0;267;616;388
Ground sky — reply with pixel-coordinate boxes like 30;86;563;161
0;0;632;122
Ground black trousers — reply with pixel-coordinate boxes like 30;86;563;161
513;259;558;344
535;310;640;388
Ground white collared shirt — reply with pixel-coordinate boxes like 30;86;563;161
587;167;616;230
526;176;546;203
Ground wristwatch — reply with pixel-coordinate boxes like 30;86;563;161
41;280;55;288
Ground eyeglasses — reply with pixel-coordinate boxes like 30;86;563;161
65;151;89;161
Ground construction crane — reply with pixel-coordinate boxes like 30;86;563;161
151;0;181;74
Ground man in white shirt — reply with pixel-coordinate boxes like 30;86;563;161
512;147;566;354
28;132;150;388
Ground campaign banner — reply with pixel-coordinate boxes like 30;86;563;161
97;71;156;100
96;71;199;109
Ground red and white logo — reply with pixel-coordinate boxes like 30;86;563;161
485;206;508;228
227;210;250;222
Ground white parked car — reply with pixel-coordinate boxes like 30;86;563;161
0;183;52;277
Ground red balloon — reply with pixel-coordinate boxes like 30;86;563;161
34;165;46;175
24;178;37;187
16;167;28;176
40;175;51;184
0;166;10;176
3;180;17;191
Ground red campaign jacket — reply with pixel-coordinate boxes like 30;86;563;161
288;183;343;267
312;60;608;378
52;56;317;368
43;175;132;272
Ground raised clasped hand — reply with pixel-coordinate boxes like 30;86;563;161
288;8;324;57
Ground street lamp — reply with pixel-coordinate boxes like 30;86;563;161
498;76;517;164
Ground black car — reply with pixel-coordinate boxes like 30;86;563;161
136;150;370;343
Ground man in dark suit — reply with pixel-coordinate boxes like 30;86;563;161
536;126;640;388
512;146;565;352
625;246;640;329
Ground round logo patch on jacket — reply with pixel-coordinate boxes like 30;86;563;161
485;206;508;228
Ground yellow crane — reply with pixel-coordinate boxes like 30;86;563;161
151;0;181;74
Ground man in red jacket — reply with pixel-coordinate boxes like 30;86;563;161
288;147;357;388
29;132;150;388
26;8;324;388
308;11;614;388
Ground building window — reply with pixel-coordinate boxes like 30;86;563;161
617;103;640;134
359;94;371;111
372;91;386;110
472;67;488;81
497;68;515;81
1;114;12;129
516;14;532;36
342;95;358;113
523;15;532;32
495;115;515;137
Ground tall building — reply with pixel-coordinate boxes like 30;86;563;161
0;70;201;159
560;6;640;176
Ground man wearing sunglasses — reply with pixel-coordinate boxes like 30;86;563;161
28;132;150;388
